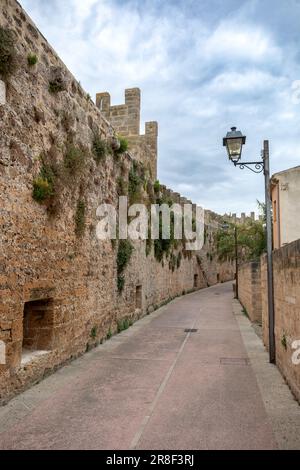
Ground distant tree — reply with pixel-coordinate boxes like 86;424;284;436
216;219;266;262
257;199;267;223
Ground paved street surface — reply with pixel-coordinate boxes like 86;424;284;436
0;282;297;450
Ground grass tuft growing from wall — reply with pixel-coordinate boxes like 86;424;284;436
92;133;107;164
27;53;38;66
115;136;128;155
32;163;56;203
63;144;85;177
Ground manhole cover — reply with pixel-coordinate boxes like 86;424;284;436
184;328;198;333
220;357;250;365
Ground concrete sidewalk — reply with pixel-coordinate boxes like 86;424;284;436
0;282;299;449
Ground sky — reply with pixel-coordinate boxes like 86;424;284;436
20;0;300;216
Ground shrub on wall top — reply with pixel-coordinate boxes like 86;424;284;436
153;180;160;193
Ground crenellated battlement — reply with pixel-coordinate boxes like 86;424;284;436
223;212;263;225
96;88;158;179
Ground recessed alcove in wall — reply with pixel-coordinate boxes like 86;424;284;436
135;285;142;309
194;274;199;288
22;298;54;362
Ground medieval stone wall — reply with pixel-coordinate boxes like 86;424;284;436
0;0;234;403
96;88;158;179
238;261;262;323
261;241;300;402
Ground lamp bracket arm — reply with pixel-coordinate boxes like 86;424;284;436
233;160;264;174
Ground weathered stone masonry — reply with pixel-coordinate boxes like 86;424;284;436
0;0;234;403
261;241;300;403
238;261;262;324
96;88;158;180
238;245;300;403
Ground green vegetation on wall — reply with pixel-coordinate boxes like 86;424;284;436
153;180;160;194
32;162;56;203
27;53;38;66
128;161;144;204
117;240;134;292
115;136;128;155
48;77;65;94
117;317;133;333
63;144;85;178
0;27;16;79
75;199;86;237
92;133;107;164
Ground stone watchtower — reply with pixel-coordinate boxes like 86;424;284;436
96;88;158;180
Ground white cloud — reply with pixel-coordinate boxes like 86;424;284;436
20;0;300;216
203;23;281;64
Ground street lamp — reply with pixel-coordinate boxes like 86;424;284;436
223;127;246;163
223;128;275;364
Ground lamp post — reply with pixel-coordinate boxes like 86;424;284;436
234;225;238;299
222;223;238;299
223;127;275;364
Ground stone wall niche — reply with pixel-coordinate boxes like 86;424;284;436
135;285;142;310
22;298;54;353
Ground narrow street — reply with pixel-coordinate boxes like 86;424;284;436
0;282;299;450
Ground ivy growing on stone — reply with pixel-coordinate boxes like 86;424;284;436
117;240;134;292
154;212;174;262
128;161;143;204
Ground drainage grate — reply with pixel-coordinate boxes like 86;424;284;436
220;357;250;365
184;328;198;333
